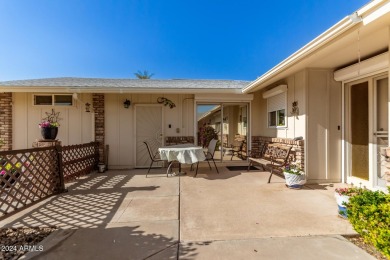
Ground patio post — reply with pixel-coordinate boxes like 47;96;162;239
55;144;66;193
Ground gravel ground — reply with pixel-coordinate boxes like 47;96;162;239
343;235;388;260
0;227;57;260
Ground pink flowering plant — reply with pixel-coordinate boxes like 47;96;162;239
38;121;59;128
335;187;362;196
38;109;61;128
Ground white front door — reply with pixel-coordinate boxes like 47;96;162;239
135;105;164;168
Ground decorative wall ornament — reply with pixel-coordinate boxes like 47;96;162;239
291;101;299;118
157;97;176;109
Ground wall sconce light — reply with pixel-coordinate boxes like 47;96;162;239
291;101;299;118
85;103;91;112
123;99;131;109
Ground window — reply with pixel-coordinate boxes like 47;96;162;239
267;92;286;128
34;94;73;106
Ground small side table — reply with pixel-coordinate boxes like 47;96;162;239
32;140;62;148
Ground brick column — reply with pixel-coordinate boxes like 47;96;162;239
93;94;105;163
0;93;12;151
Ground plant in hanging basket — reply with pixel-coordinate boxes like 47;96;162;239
283;160;306;189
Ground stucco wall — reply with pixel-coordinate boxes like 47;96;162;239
105;93;194;168
13;93;94;149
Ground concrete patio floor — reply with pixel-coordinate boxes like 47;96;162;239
0;165;375;259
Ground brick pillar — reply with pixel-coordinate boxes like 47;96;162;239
93;94;105;163
0;93;12;151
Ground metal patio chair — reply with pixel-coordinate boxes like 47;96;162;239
144;141;166;177
195;138;219;177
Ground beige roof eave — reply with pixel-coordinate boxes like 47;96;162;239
0;86;243;94
242;0;388;93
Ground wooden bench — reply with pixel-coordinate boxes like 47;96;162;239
247;143;292;183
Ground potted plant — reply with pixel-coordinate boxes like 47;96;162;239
283;161;306;189
334;186;361;218
38;109;60;140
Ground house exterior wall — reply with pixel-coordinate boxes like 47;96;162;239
306;69;342;183
251;70;306;139
12;93;94;149
250;69;342;183
105;93;194;168
0;93;12;151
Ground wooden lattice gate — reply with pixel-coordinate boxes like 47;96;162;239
0;142;99;219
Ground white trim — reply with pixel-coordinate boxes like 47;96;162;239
341;82;346;183
243;17;358;93
363;0;390;25
1;87;244;94
32;93;75;107
262;85;287;99
195;93;253;102
242;0;388;93
334;52;389;82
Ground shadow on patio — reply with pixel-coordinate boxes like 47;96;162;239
0;170;197;259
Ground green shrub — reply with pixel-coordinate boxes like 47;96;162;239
347;188;390;258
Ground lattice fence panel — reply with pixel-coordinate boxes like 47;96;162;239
0;147;61;218
62;142;99;182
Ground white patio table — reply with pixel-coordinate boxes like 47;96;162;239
158;144;206;175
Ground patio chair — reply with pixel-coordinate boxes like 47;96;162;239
230;140;244;160
194;138;219;177
144;141;166;177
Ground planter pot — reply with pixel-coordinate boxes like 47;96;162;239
41;127;58;140
335;193;350;218
283;172;306;189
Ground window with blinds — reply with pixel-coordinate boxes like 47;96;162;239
267;92;286;128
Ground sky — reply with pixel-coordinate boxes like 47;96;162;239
0;0;369;81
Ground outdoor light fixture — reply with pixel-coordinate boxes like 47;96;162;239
85;103;91;112
123;99;131;109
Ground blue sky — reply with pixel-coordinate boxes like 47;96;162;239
0;0;369;81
